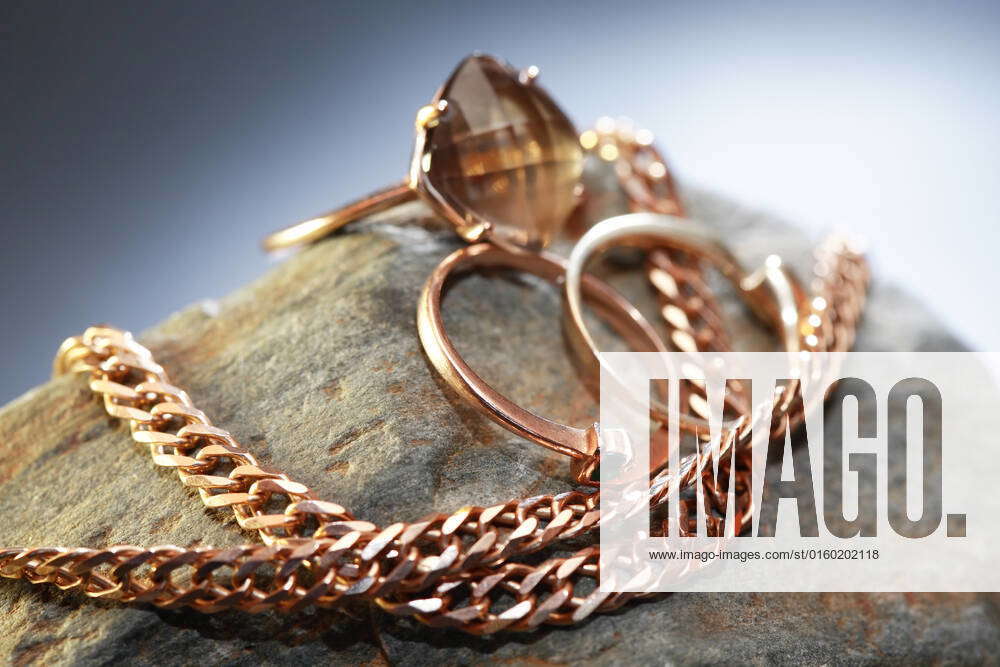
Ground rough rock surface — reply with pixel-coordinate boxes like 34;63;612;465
0;178;994;665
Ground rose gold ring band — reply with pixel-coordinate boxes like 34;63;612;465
416;242;669;480
565;212;802;356
262;182;416;253
417;213;807;481
564;212;805;434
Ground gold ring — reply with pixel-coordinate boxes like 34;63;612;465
563;212;804;436
263;54;583;253
417;242;670;484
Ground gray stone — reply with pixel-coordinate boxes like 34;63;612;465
0;177;994;665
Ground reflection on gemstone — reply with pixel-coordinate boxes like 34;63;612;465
421;54;583;250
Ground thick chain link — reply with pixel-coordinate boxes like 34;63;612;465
0;235;867;632
53;329;355;544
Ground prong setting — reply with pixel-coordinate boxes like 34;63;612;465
415;100;448;130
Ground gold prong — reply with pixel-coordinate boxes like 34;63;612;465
459;220;491;243
415;100;448;130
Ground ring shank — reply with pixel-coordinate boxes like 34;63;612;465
417;243;669;461
262;182;416;252
563;212;803;435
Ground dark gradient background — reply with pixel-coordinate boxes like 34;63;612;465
3;1;999;404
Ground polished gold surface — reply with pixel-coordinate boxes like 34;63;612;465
261;182;416;253
0;234;868;632
416;242;668;470
586;116;685;217
563;212;803;439
263;54;583;253
0;54;874;635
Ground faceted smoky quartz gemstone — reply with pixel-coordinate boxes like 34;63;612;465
420;54;583;250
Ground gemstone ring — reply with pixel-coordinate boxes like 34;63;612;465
263;54;584;253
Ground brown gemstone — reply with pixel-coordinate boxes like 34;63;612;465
419;55;583;250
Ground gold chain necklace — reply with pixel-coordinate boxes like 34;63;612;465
0;234;867;634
